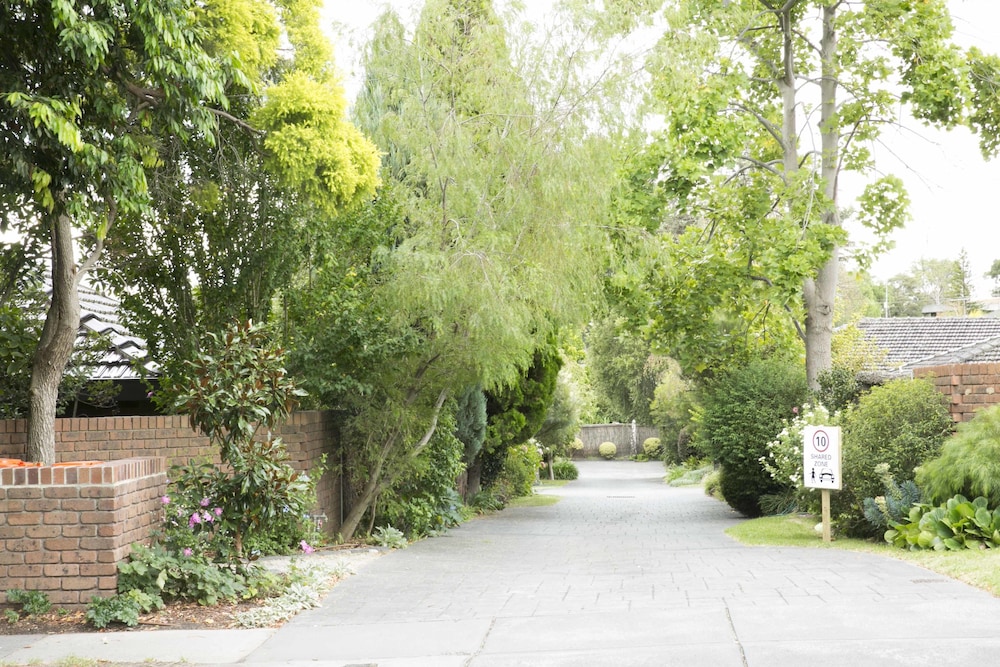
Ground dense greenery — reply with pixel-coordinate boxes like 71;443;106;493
699;358;808;518
919;405;1000;507
834;379;954;537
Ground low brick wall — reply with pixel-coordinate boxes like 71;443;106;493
914;363;1000;423
0;458;166;607
0;411;343;534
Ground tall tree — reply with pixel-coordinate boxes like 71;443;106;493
289;0;620;538
621;0;998;386
1;0;242;462
101;0;379;379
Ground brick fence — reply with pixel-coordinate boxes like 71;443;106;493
0;411;342;529
0;411;342;607
914;363;1000;423
0;458;166;607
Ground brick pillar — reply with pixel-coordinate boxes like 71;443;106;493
0;458;166;608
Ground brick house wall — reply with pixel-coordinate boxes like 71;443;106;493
0;458;166;607
913;363;1000;423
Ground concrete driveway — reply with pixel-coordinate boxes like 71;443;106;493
243;460;1000;666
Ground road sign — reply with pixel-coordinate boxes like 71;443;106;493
803;425;841;491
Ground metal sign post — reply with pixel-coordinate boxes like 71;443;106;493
802;426;841;543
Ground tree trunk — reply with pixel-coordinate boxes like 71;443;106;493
339;390;449;540
465;457;483;501
805;3;840;390
26;213;81;464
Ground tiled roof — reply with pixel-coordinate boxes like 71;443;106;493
76;285;158;382
855;317;1000;370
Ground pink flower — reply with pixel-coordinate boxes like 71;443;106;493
183;548;193;557
213;507;223;517
300;540;314;554
160;495;170;505
792;406;799;415
202;511;213;523
189;513;202;527
200;497;211;507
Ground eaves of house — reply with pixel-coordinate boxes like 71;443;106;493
855;317;1000;375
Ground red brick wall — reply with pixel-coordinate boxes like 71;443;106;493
914;364;1000;423
0;458;166;607
0;411;343;533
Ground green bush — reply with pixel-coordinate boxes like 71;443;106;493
551;458;579;480
700;358;808;517
493;442;543;500
759;403;838;514
377;409;466;538
703;469;722;499
816;366;866;413
918;404;1000;507
834;378;953;537
598;441;617;459
642;437;662;458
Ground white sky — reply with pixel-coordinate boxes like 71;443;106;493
326;0;1000;299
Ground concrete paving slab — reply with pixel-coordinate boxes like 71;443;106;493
0;628;273;664
244;618;492;663
742;638;1000;667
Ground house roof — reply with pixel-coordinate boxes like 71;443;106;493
77;285;158;382
855;317;1000;371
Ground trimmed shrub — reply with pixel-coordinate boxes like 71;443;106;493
700;357;809;517
598;441;617;459
833;378;953;537
569;438;584;458
494;442;543;500
551;458;579;480
918;404;1000;507
642;437;662;458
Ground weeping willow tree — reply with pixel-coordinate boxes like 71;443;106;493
288;0;630;538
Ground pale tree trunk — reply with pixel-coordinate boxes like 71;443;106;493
776;2;840;390
27;213;81;464
339;389;448;541
805;4;840;390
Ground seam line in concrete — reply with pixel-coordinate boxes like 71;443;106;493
725;602;749;667
464;616;497;666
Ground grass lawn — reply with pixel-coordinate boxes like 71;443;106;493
508;494;560;508
727;514;1000;596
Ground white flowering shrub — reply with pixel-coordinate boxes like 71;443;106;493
759;404;838;508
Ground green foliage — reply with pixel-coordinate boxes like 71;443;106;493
885;495;1000;552
551;459;579;481
816;367;866;414
372;526;408;549
919;405;1000;508
862;463;923;533
702;469;722;500
86;590;161;629
493;442;543;501
479;346;562;490
376;408;466;538
834;378;954;537
167;321;314;559
5;589;50;616
759;403;837;513
642;437;662;458
117;544;250;606
649;360;696;464
586;316;666;422
700;358;808;518
534;375;581;459
455;387;488;465
597;441;617;460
